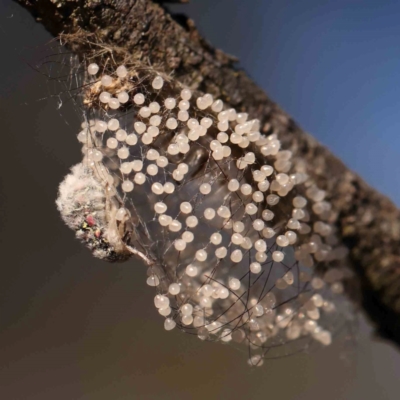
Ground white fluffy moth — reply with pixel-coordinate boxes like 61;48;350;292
55;57;355;366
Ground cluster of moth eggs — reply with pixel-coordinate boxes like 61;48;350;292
82;62;347;365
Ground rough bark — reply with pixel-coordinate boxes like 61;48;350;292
13;0;400;347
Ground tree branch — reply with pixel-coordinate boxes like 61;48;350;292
14;0;400;347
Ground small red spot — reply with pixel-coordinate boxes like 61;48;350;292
86;215;95;226
94;229;101;238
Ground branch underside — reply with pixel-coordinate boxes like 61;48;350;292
14;0;400;346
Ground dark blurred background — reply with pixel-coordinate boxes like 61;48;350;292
0;0;399;399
